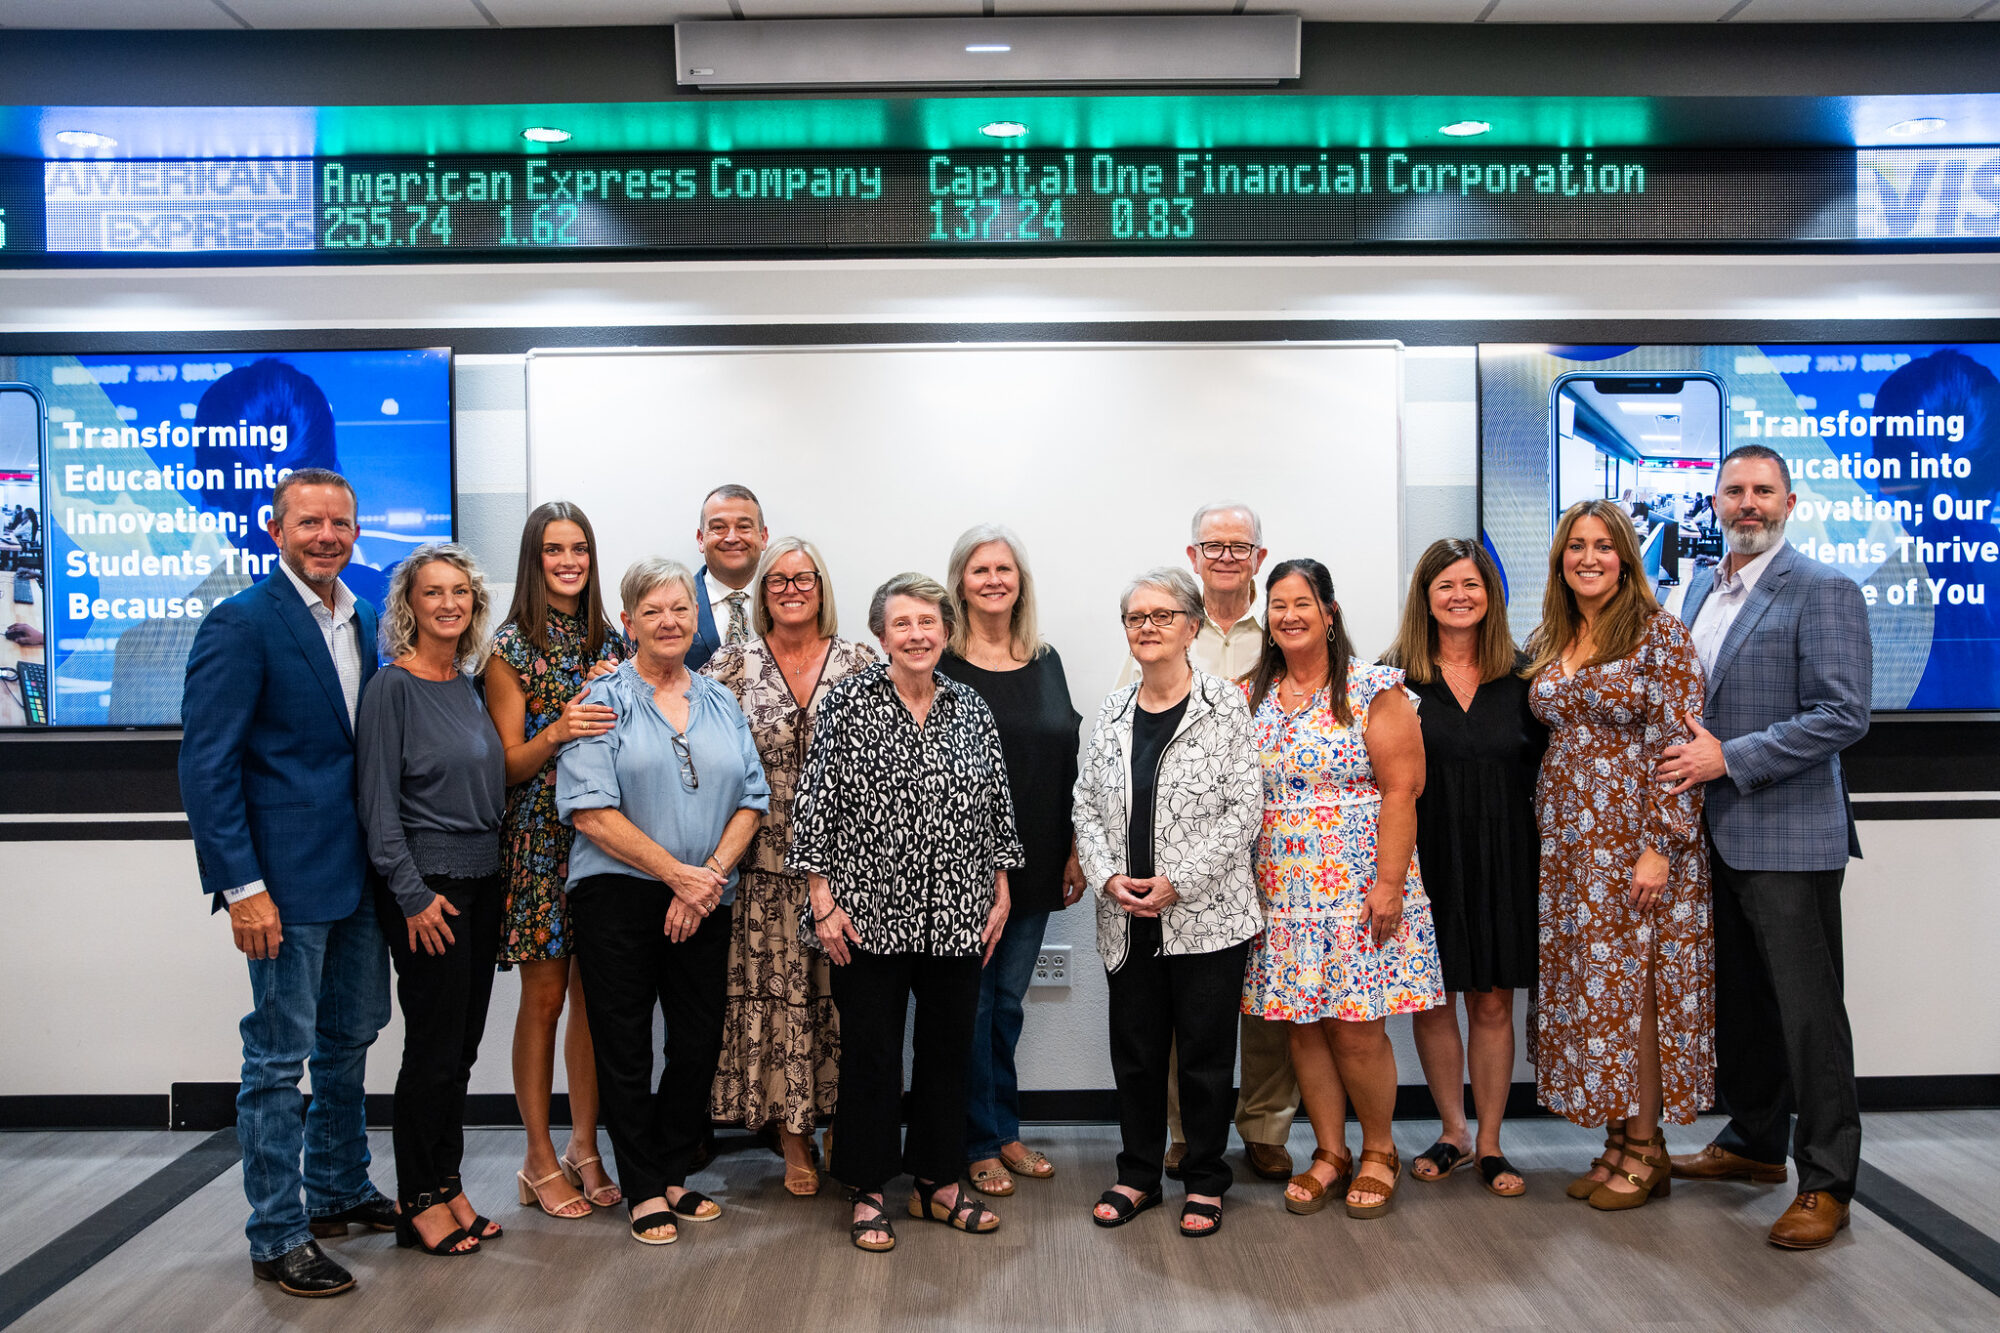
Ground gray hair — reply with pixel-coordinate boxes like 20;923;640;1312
620;556;699;616
868;572;954;641
271;467;356;527
1190;501;1262;546
699;483;764;528
1119;565;1205;621
380;542;490;672
751;536;838;639
945;523;1043;663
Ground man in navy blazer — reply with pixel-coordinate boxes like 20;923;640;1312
1659;444;1873;1251
180;468;394;1297
685;482;768;671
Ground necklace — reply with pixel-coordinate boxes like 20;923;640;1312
1439;659;1479;682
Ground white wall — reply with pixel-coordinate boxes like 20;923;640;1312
2;250;1995;1102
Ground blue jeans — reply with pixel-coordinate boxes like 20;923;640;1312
237;892;392;1261
963;909;1050;1164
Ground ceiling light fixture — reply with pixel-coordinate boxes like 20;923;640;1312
1439;121;1490;138
965;44;1011;54
521;127;573;145
980;121;1030;139
1886;117;1947;137
54;130;117;150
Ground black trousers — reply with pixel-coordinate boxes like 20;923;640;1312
569;873;730;1207
828;948;983;1194
1107;918;1247;1199
1709;840;1862;1202
379;872;504;1209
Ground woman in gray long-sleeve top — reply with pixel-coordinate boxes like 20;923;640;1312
355;543;506;1259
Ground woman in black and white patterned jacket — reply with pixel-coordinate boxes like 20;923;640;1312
789;572;1026;1254
1072;566;1263;1240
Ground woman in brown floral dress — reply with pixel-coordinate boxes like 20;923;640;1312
701;537;876;1196
485;501;626;1218
1525;501;1712;1213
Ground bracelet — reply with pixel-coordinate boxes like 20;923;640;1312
812;904;836;923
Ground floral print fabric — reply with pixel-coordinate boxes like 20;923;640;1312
700;638;876;1131
492;609;625;964
1241;661;1444;1023
1528;610;1714;1126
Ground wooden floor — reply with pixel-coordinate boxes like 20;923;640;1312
7;1114;1998;1332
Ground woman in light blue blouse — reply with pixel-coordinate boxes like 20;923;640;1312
557;557;770;1248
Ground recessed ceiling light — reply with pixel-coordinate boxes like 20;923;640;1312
981;121;1030;139
1886;117;1947;137
965;44;1011;54
521;127;573;145
1439;121;1491;138
54;130;117;150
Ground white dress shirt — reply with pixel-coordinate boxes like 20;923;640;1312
223;559;363;907
705;568;760;648
1690;540;1783;678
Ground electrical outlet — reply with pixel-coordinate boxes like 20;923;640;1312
1030;945;1070;988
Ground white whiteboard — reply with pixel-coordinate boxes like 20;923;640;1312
525;341;1404;709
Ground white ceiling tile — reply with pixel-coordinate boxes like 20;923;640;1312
478;1;734;22
222;0;488;28
737;1;984;17
996;1;1237;13
0;0;239;27
1731;0;1978;18
1488;0;1735;19
1245;1;1493;17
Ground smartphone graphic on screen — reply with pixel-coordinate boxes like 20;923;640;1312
0;383;49;726
1550;372;1725;593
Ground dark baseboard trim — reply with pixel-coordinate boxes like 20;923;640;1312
1854;1161;2000;1300
11;1073;1989;1132
0;821;191;842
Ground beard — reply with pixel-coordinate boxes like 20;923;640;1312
1725;512;1786;557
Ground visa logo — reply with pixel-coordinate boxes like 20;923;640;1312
1855;148;2000;239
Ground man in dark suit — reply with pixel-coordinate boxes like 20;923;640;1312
1659;444;1873;1251
685;482;767;672
180;468;394;1297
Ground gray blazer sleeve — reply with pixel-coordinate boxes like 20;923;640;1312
1720;572;1873;793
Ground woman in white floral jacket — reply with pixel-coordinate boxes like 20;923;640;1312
1072;567;1263;1240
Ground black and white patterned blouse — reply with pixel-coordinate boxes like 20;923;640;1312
787;661;1027;958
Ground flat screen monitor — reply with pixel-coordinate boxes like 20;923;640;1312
0;347;453;729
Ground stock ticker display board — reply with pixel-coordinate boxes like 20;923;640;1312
1;146;1996;261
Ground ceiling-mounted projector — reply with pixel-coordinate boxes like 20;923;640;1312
674;16;1301;91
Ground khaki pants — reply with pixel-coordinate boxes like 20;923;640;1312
1167;1011;1299;1147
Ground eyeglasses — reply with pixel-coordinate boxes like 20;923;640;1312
1121;609;1191;630
1195;541;1257;561
670;732;699;791
763;570;820;594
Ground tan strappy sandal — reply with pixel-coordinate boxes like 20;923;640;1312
516;1168;591;1219
1589;1131;1672;1211
1566;1126;1627;1200
1284;1147;1353;1216
559;1150;622;1208
1344;1148;1402;1219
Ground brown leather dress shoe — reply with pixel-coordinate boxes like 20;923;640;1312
1245;1141;1294;1181
1768;1191;1850;1249
1669;1142;1788;1183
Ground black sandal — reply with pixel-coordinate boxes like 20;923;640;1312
908;1178;999;1234
848;1190;896;1253
629;1210;679;1246
394;1208;480;1257
1091;1188;1161;1228
1478;1154;1527;1198
1178;1200;1223;1238
669;1189;722;1222
1413;1140;1471;1182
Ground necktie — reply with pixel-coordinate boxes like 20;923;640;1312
725;591;750;645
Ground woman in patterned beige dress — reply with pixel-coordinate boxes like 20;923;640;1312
1526;501;1713;1213
701;538;876;1196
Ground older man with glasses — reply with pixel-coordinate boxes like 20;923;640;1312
1117;502;1299;1184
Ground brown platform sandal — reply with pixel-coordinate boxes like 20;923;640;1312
1001;1145;1055;1180
969;1162;1016;1197
1284;1147;1353;1216
1589;1131;1671;1211
1344;1148;1402;1220
1566;1127;1626;1201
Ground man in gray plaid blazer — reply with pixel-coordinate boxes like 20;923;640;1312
1658;444;1873;1251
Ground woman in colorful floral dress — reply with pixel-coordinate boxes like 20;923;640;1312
701;538;876;1197
1241;559;1443;1221
1525;500;1711;1213
484;501;626;1219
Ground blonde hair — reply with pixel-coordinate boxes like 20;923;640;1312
945;524;1043;662
381;543;490;673
751;537;838;639
1383;538;1520;685
1524;500;1660;677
